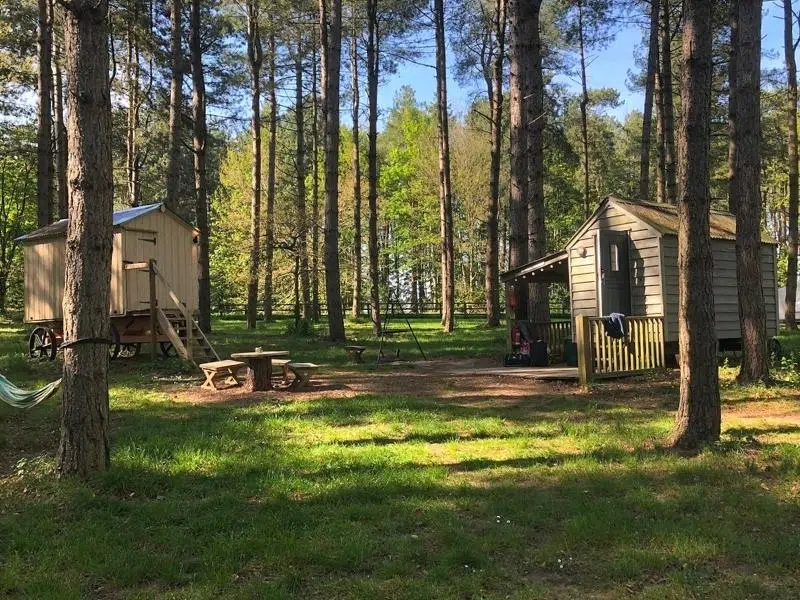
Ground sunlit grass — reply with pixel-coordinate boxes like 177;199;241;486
1;321;799;598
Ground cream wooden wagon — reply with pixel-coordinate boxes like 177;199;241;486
17;203;217;362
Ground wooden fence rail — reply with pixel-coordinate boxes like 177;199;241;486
575;314;665;384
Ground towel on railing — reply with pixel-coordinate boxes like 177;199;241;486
601;313;627;339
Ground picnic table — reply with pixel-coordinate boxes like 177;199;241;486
230;350;290;392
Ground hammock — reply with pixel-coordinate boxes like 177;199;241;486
0;375;62;409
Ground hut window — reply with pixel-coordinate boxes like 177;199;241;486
609;243;620;272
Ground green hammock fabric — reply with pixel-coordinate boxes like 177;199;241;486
0;375;62;409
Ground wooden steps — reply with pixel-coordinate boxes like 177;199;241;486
159;309;220;363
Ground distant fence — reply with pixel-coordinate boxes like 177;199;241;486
214;301;502;320
575;315;665;383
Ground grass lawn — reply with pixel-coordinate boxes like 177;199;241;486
1;318;800;599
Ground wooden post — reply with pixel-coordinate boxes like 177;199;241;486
149;259;158;360
576;314;593;385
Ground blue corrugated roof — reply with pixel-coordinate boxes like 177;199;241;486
16;203;164;242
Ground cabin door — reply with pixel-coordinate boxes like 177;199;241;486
124;231;159;313
598;230;631;315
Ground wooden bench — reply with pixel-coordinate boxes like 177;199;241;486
199;359;246;390
283;362;319;390
344;345;367;363
271;359;291;383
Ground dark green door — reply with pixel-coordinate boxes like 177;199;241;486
598;230;631;315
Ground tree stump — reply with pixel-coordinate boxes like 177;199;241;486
242;358;271;392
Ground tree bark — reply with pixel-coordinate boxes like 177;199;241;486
165;0;183;212
660;0;676;205
508;0;530;320
53;20;68;220
58;0;113;477
526;0;547;324
320;0;346;341
639;0;660;202
727;0;739;214
578;0;591;218
191;0;211;332
784;0;799;330
263;32;277;321
731;0;769;383
295;44;311;322
366;0;381;334
655;38;666;204
484;0;506;328
37;0;53;227
670;0;720;450
126;0;141;207
434;0;455;333
246;0;262;329
311;42;321;320
351;22;362;319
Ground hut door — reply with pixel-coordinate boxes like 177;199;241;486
598;230;631;315
124;231;159;312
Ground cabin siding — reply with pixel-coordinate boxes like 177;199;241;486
24;237;65;322
23;208;198;323
120;210;198;314
567;204;664;324
661;236;778;342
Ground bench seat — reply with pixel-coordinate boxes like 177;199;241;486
199;359;246;390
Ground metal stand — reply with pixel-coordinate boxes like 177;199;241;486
377;288;427;364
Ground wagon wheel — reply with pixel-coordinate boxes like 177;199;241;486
160;341;177;357
28;326;57;361
118;343;141;359
108;324;121;361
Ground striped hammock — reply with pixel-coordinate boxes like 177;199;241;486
0;375;62;409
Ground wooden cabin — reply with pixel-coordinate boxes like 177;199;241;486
502;197;778;356
18;203;200;324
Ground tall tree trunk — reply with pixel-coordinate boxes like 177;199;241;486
434;0;455;333
351;23;362;319
578;0;591;217
37;0;53;227
263;32;277;321
731;0;768;383
191;0;211;332
311;42;321;320
165;0;183;212
126;0;141;207
660;0;677;204
784;0;799;330
58;0;112;477
246;0;262;329
655;40;667;204
53;21;68;220
728;0;739;214
320;0;346;341
639;0;660;202
670;0;720;450
508;0;530;319
527;0;547;323
484;0;506;328
295;44;311;321
366;0;381;334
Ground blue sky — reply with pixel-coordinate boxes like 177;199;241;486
376;3;790;123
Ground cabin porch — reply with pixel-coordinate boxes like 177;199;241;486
500;251;666;384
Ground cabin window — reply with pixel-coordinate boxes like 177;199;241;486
609;243;620;272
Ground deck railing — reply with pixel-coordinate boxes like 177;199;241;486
526;320;573;359
575;314;665;384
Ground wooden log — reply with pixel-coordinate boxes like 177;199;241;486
243;358;272;392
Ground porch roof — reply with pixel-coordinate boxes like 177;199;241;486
500;250;569;285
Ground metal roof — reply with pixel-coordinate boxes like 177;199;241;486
16;203;168;243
